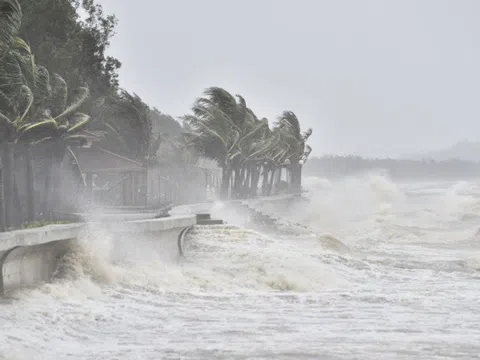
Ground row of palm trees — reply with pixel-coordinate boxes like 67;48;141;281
182;87;312;199
0;1;313;231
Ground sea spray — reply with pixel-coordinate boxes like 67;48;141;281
182;225;346;292
2;177;480;359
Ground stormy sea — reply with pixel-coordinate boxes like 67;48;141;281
1;174;480;359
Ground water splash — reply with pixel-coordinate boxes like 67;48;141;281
2;176;480;360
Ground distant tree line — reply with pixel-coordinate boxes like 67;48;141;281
304;155;480;180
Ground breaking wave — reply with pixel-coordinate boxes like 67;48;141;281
2;173;480;359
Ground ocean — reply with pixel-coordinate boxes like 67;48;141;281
1;173;480;359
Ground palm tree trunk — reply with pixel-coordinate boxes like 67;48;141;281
256;165;260;195
298;164;303;193
286;165;292;193
233;166;242;199
67;146;85;208
43;150;54;219
43;171;51;218
243;165;252;198
43;143;63;220
253;165;261;198
249;165;256;197
261;165;269;196
237;167;243;197
25;146;35;223
267;167;276;196
1;142;13;228
12;172;22;226
0;167;5;232
293;163;302;194
220;166;231;200
140;164;148;206
241;166;247;197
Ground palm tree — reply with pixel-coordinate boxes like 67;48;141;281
94;90;156;204
20;74;90;217
0;84;36;227
90;89;153;161
273;111;312;194
0;166;4;231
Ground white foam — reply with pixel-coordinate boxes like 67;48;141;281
2;176;480;359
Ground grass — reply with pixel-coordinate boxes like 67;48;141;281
21;219;73;229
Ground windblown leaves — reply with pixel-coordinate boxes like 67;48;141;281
54;86;89;123
48;73;68;117
88;89;155;160
183;86;313;169
0;0;21;60
0;54;91;148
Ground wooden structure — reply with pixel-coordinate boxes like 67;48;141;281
70;147;146;206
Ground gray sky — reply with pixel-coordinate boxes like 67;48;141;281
98;0;480;158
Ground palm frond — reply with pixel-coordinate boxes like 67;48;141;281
15;84;33;122
64;134;88;147
0;0;21;60
31;136;53;145
0;50;23;94
202;87;238;116
34;65;50;101
54;86;89;123
17;117;58;141
0;88;12;112
67;113;90;134
12;37;35;88
49;73;67;117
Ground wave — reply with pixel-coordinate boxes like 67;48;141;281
3;175;480;360
4;174;479;303
182;225;346;292
316;234;350;252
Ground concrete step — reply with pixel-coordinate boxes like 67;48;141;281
196;219;224;225
196;213;211;221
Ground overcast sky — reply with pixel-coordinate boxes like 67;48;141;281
98;0;480;158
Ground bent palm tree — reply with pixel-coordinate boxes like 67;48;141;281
90;90;153;161
274;111;312;193
21;77;90;216
0;0;25;227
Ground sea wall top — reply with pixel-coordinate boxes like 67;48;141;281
0;215;196;252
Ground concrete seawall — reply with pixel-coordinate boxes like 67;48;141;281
0;195;300;295
0;215;195;295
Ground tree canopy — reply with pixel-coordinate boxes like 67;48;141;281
18;0;120;99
